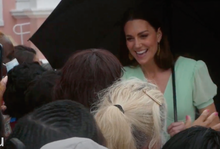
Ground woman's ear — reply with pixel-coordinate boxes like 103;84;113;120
157;28;162;43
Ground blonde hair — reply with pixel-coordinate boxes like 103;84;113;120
93;78;167;149
0;31;5;39
0;31;17;46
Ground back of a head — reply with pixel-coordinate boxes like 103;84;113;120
0;32;15;63
54;48;123;109
41;137;107;149
94;78;167;149
5;100;105;149
3;63;46;118
162;126;220;149
14;45;36;54
14;45;37;64
25;71;61;113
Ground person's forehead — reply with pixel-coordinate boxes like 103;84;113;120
124;19;153;32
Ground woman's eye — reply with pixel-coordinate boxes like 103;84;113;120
126;38;133;41
141;34;148;38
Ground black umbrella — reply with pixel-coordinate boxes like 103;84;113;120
29;0;220;67
29;0;220;117
29;0;143;69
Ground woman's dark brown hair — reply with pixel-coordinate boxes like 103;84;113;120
119;8;174;70
53;49;123;109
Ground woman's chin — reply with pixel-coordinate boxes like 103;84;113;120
135;55;155;66
136;59;148;66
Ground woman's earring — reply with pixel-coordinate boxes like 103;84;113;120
128;52;134;60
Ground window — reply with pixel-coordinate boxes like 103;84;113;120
0;0;4;26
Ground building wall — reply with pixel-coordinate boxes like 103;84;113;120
0;0;19;44
0;0;60;59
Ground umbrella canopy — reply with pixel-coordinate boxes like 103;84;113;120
30;0;143;69
30;0;220;67
30;0;220;110
170;1;220;55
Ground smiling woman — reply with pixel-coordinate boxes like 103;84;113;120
120;8;219;141
119;8;173;69
124;19;162;66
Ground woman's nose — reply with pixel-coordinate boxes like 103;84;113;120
134;39;142;49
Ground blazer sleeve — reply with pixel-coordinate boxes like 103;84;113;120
193;60;217;109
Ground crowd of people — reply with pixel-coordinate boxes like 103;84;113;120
0;7;220;149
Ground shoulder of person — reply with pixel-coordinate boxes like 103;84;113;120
122;65;143;80
177;56;197;65
123;65;140;72
177;56;203;68
177;56;209;75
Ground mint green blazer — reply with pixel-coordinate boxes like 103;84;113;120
122;56;217;140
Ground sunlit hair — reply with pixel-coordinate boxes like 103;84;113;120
0;31;12;44
93;78;167;149
0;31;4;37
0;31;15;62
